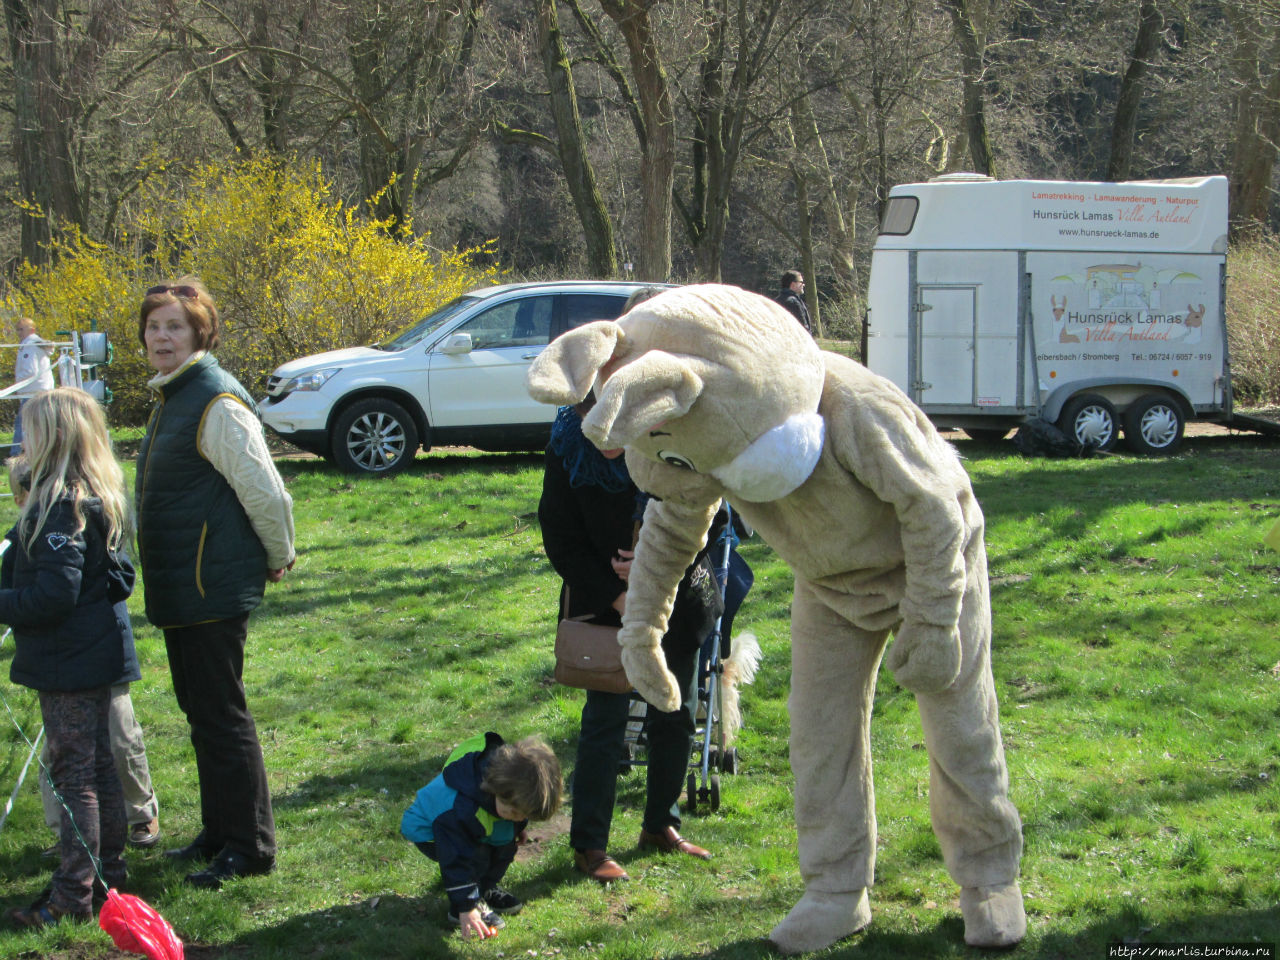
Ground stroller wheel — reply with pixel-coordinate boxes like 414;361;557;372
709;775;721;812
721;747;739;775
686;772;699;813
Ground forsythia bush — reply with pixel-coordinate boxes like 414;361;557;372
1225;233;1280;406
3;231;153;423
3;156;501;424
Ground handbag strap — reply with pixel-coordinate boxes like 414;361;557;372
560;584;594;623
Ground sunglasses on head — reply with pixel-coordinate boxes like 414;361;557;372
146;284;199;299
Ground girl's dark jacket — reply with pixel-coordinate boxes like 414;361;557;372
0;496;138;692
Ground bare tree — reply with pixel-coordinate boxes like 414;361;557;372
1106;0;1174;181
3;0;136;263
590;0;676;281
939;0;996;176
534;0;617;275
1224;0;1280;232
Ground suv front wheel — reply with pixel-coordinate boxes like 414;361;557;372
331;398;421;476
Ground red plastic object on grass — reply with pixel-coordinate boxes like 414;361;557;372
98;889;184;960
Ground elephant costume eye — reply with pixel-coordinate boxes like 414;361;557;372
659;450;696;471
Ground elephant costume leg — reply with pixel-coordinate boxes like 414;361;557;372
914;566;1025;946
769;578;886;954
771;571;1025;953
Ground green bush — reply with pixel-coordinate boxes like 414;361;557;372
3;157;502;425
1226;233;1280;405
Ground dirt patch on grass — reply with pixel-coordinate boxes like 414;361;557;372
516;811;571;863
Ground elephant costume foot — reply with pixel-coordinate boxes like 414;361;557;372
767;888;871;955
960;881;1026;948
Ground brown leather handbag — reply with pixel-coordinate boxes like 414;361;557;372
553;588;632;694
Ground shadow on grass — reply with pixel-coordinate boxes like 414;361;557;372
185;892;461;959
652;903;1280;960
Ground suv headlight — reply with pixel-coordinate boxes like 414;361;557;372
282;368;341;393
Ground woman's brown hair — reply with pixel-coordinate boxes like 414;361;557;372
137;277;220;352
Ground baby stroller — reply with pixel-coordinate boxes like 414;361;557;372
622;504;760;813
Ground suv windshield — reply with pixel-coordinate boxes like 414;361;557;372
375;296;480;351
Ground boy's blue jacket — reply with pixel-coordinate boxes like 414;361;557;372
401;731;526;913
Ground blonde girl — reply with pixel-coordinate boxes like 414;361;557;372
16;387;130;554
2;387;134;927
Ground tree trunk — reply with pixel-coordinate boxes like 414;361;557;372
250;2;294;154
941;0;995;177
4;0;87;263
537;0;618;276
348;37;407;229
599;0;674;282
1106;0;1163;182
794;89;857;304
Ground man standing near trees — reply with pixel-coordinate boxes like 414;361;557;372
11;317;54;456
775;270;812;335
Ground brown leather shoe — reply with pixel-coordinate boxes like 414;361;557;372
573;848;630;883
638;825;711;860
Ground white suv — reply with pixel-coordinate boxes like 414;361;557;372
260;280;665;475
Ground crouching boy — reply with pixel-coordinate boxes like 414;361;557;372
402;732;562;939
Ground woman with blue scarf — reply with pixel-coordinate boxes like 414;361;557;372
539;401;719;883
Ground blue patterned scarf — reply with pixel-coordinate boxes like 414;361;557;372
549;406;632;492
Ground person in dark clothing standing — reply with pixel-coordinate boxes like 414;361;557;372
775;269;812;334
538;401;723;884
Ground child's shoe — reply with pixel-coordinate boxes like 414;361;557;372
448;903;507;930
481;887;523;915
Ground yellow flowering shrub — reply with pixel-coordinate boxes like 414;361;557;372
4;156;501;424
3;231;153;422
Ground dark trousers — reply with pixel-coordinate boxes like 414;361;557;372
415;840;517;902
40;686;127;914
569;638;699;852
164;616;275;860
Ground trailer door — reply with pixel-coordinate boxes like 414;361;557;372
915;285;977;405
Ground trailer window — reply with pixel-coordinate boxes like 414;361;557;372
880;197;918;235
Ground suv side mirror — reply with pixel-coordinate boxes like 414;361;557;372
438;332;473;355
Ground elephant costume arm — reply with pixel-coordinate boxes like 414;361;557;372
825;369;975;692
617;455;723;712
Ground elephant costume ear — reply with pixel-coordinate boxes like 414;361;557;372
526;320;624;405
584;350;704;448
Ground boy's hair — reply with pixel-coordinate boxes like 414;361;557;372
17;388;131;554
623;285;667;313
480;736;563;821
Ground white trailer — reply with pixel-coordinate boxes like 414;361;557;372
863;173;1259;453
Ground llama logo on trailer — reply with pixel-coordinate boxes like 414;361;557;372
1048;261;1210;347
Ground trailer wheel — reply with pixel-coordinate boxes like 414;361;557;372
1124;394;1185;455
1059;393;1119;452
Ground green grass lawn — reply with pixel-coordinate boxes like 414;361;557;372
1;433;1278;958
